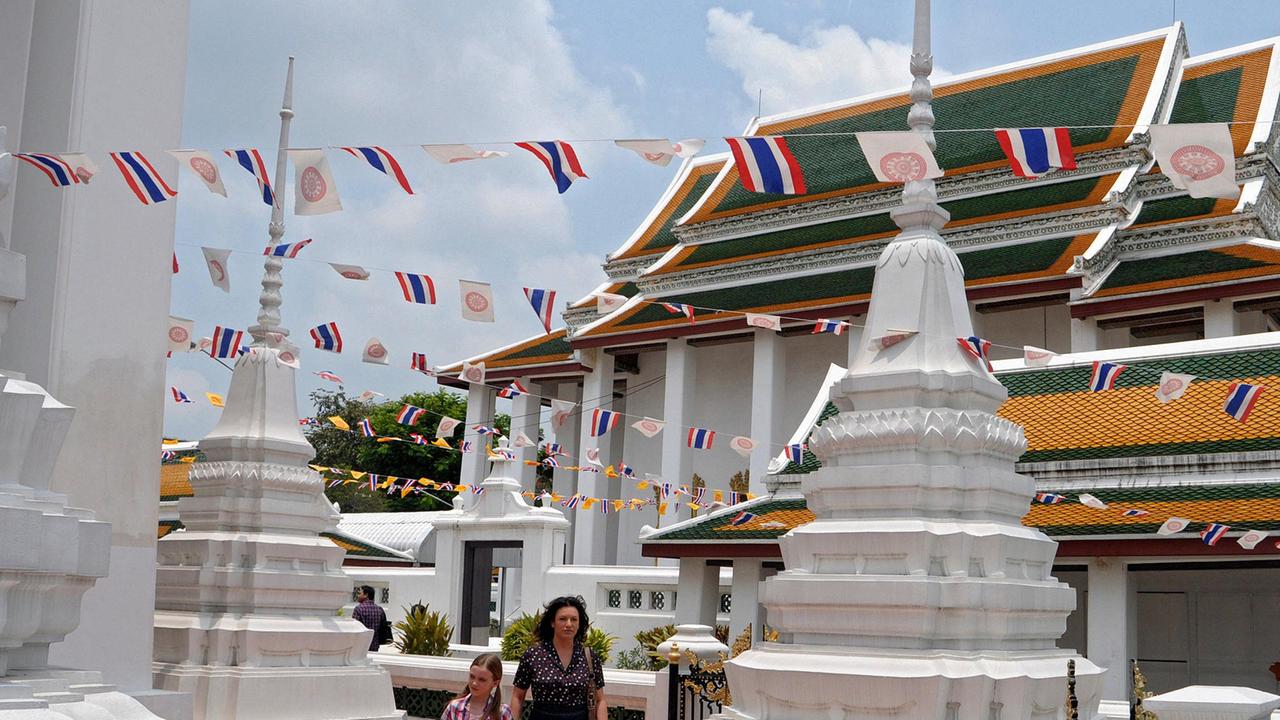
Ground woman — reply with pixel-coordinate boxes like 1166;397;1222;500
510;596;606;720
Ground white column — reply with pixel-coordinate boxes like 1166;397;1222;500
460;383;496;487
510;378;541;488
750;329;784;496
1070;317;1099;353
845;316;865;369
675;558;721;626
574;353;614;565
729;559;763;645
552;381;582;563
661;339;695;507
1087;558;1133;702
1203;300;1237;338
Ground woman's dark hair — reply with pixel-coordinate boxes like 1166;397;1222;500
535;595;589;644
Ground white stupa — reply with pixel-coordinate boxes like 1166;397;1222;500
717;3;1104;718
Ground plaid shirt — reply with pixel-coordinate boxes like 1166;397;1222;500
352;599;386;651
442;694;513;720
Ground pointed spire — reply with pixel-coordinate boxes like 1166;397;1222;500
252;57;296;344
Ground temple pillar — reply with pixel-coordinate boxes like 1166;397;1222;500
1203;299;1237;338
551;382;582;563
509;378;541;488
1087;558;1134;702
661;339;694;514
460;383;496;488
574;352;614;564
729;559;763;645
675;558;720;627
1071;316;1100;352
749;329;783;496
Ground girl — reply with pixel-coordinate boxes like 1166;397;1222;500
442;653;512;720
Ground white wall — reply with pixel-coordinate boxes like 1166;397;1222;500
972;304;1072;360
0;0;189;692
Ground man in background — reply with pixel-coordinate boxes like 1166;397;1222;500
352;585;388;651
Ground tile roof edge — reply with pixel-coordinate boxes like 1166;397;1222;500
608;154;729;262
639;494;785;543
438;329;568;373
989;331;1280;374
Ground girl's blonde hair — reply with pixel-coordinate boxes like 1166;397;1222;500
458;653;504;720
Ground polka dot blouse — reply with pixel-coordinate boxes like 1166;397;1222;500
513;640;606;708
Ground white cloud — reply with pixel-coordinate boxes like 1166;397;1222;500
705;8;938;116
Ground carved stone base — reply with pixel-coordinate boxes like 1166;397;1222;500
151;663;402;720
0;668;166;719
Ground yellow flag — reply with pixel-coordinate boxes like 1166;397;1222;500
308;464;325;472
376;437;399;443
349;471;366;480
713;490;724;503
179;455;196;464
658;502;668;516
456;484;469;493
329;416;350;431
747;493;758;500
162;438;181;445
521;491;534;498
636;481;649;490
342;478;357;485
688;502;701;511
431;438;451;449
582;498;597;510
400;482;418;498
377;477;394;490
551;493;563;503
206;392;225;408
524;460;539;466
612;500;626;512
605;465;619;478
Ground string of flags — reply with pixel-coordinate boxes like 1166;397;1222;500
11;121;1254;207
1032;491;1276;551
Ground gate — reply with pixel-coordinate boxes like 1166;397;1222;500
666;646;729;720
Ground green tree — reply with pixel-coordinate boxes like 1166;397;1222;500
305;388;510;513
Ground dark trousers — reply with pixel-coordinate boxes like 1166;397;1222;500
529;704;589;720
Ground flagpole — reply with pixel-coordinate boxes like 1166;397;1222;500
252;56;295;346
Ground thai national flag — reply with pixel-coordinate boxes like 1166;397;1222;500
560;494;581;509
660;302;695;323
15;153;81;187
264;239;312;258
729;511;757;526
110;152;177;205
516;141;588;194
687;427;715;450
498;380;529;399
1034;492;1067;504
460;441;474;454
957;336;993;372
358;418;376;437
299;417;320;426
340;146;413;194
1223;382;1263;422
784;443;805;463
725;136;806;195
395;271;437;304
1121;509;1149;517
812;319;845;335
524;288;557;334
1200;522;1230;546
310;322;343;353
171;387;193;403
209;326;245;359
590;408;620;437
473;425;499;436
396;404;427;425
225;148;275;206
161;450;176;461
1088;361;1126;392
543;456;560;468
994;128;1076;179
619;463;636;479
544;442;564;457
410;352;432;374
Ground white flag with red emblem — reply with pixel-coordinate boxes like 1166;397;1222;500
201;247;231;292
614;139;705;167
595;292;627;314
459;280;495;322
1023;346;1057;367
461;361;486;385
288;149;343;215
1147;123;1238;199
1157;517;1191;535
551;399;576;430
745;313;782;331
1237;529;1269;550
422;144;508;164
855;132;943;183
1154;372;1195;404
167;316;194;353
330;263;370;280
362;337;390;365
631;417;665;438
167;150;227;196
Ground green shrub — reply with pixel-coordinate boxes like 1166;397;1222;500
633;624;731;670
394;602;453;656
499;612;615;665
613;646;652;670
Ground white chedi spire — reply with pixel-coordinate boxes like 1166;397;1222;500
714;2;1104;718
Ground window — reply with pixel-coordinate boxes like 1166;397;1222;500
649;591;665;610
719;593;731;613
628;590;643;609
607;590;621;608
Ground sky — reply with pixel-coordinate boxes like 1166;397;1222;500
164;0;1280;439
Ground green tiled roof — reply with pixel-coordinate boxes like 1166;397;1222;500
711;57;1137;214
502;334;573;362
671;176;1104;272
1000;349;1280;397
776;401;841;475
1170;66;1243;125
1097;249;1270;291
1131;195;1220;226
640;174;718;254
960;235;1075;280
646;498;810;541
